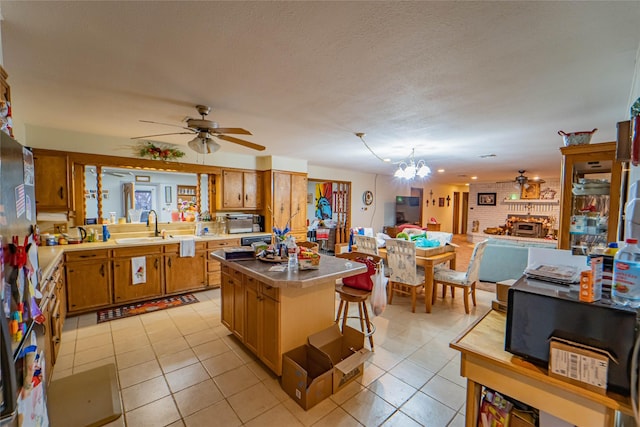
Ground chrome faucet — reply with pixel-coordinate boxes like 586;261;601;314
147;210;160;237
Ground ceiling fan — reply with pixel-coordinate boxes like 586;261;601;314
497;170;545;189
132;105;265;154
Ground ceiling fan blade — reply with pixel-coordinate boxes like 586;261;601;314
140;120;193;131
131;131;194;140
215;134;266;151
208;127;252;136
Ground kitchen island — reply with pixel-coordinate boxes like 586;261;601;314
211;251;366;375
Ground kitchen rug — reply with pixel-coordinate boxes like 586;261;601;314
97;294;199;323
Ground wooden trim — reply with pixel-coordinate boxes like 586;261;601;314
31;148;222;175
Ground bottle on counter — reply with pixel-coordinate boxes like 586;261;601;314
286;235;298;271
611;238;640;307
604;242;619;256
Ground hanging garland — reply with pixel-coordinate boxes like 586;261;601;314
137;141;185;161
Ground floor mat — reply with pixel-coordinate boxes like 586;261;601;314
97;294;199;323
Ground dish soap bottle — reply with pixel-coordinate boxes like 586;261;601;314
611;238;640;307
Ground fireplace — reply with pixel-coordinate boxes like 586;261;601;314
507;215;549;239
513;221;545;238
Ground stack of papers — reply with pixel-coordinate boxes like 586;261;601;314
524;264;581;285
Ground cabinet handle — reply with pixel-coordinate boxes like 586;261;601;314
54;337;61;344
79;254;97;258
99;264;105;277
155;258;159;269
168;258;172;267
58;187;64;200
238;194;241;201
245;194;248;201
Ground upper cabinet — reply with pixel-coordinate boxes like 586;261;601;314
33;150;73;211
268;171;308;241
558;142;622;254
216;169;262;210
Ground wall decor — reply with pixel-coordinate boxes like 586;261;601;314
446;195;451;206
438;197;445;207
477;192;497;206
521;182;541;199
135;175;151;183
137;141;186;161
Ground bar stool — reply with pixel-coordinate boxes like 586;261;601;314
335;252;382;350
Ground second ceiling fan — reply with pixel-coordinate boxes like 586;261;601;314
132;105;265;154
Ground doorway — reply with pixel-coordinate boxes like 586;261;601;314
452;191;469;234
307;178;351;250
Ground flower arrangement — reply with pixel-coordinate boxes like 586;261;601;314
180;200;198;214
138;141;185;161
269;206;299;242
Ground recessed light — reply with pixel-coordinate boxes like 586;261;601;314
471;176;478;180
437;169;445;173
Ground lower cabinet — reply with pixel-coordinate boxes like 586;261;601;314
41;257;66;385
112;245;163;304
222;266;281;373
207;238;240;288
65;249;111;312
164;242;207;294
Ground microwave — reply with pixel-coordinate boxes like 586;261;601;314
226;214;253;234
505;276;639;396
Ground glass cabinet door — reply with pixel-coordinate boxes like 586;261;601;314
558;142;623;254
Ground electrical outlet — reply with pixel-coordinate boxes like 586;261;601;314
54;223;67;234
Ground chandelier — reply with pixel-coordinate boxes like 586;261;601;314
394;148;431;180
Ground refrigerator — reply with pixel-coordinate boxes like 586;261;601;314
0;132;48;426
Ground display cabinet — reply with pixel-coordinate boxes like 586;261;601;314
558;142;623;254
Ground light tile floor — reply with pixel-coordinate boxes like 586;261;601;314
52;285;494;426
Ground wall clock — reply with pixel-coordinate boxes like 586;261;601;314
363;190;374;206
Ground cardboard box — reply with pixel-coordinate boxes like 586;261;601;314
308;324;371;394
510;408;536;427
281;344;333;410
548;337;613;395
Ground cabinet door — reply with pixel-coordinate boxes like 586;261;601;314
40;296;53;386
232;278;245;340
559;142;622;252
223;170;244;208
273;172;292;230
260;294;280;373
243;172;259;208
50;297;62;367
165;252;206;294
244;278;260;354
34;153;71;210
290;174;308;233
66;260;111;312
113;255;163;303
221;272;234;330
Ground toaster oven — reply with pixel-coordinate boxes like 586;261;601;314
226;214;253;234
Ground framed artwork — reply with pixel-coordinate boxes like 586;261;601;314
477;192;497;206
521;182;541;199
438;197;445;207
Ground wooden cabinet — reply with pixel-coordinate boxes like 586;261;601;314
270;171;308;241
33;151;73;211
65;249;111;313
112;245;163;304
558;142;622;253
206;238;240;288
164;242;207;294
244;276;280;372
217;169;262;210
220;265;244;340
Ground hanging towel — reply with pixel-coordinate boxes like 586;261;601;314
131;256;146;285
180;238;196;258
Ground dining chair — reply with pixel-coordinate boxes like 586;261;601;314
335;251;383;350
433;239;488;313
354;234;379;255
386;239;425;313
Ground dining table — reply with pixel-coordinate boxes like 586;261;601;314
378;244;456;313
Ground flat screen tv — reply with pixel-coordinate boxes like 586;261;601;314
395;196;421;225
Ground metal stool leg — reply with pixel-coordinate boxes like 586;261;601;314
341;302;349;331
361;301;374;351
336;299;345;323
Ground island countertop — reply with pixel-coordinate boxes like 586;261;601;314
211;250;366;288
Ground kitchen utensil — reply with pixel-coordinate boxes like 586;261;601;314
558;128;598;146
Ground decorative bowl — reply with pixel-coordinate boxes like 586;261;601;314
558;128;598;146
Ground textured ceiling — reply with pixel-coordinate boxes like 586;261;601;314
1;1;639;184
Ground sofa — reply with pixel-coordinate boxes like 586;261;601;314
478;238;557;283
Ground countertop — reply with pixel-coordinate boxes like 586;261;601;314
36;232;271;281
211;250;366;289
